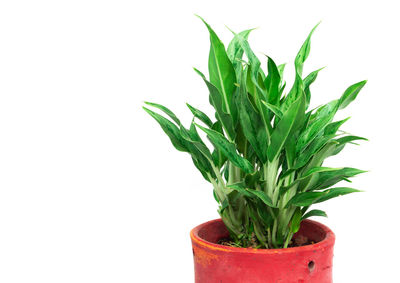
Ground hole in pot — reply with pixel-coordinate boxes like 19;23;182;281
192;248;195;257
308;261;315;273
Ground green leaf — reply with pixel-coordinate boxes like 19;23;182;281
332;135;368;156
281;73;304;112
302;209;327;219
186;103;213;128
143;107;187;152
311;167;366;191
296;100;340;152
237;70;267;162
227;28;255;74
264;56;281;105
194;68;235;140
233;33;272;140
286;191;326;207
268;94;306;162
302;166;344;178
303;67;324;109
248;190;274;207
227;183;253;198
195;123;254;173
295;22;320;77
197;16;237;116
180;123;214;162
316;187;361;203
290;208;302;234
144;101;181;125
301;140;339;172
277;64;286;81
262;101;283;119
211;122;227;167
339;80;367;110
336;135;368;144
324;117;350;136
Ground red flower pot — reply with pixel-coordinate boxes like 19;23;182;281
190;219;335;283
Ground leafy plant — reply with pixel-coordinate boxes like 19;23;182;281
143;17;367;249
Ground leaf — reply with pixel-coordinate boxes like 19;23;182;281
332;135;368;156
194;68;235;140
248;190;274;207
237;70;267;162
197;16;237;116
302;166;344;178
195;124;254;173
300;140;339;172
233;33;272;138
262;101;283;119
143;107;187;152
268;94;306;162
210;122;227;167
295;22;320;77
264;56;281;105
336;135;368;144
186;103;213;127
277;64;286;80
303;68;324;89
144;101;181;125
324;117;350;136
179;124;217;181
316;187;361;203
311;167;366;191
302;209;327;219
286;191;327;207
227;183;253;198
303;67;324;109
281;73;304;112
296;100;340;152
227;28;255;74
180;123;214;162
290;208;302;234
339;80;367;110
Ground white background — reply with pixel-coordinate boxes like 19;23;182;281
0;0;398;282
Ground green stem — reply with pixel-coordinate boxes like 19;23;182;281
271;218;278;248
283;232;293;248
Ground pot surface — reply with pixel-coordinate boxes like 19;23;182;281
190;219;335;283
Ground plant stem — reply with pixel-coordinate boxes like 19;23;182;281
283;232;293;248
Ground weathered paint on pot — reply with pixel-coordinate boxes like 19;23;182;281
190;219;335;283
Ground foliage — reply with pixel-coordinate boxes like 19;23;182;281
143;17;367;249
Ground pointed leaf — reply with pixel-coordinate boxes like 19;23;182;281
143;107;187;152
195;124;254;173
144;102;181;125
262;101;283;119
302;209;327;219
227;28;255;74
186;103;213;128
339;80;367;110
197;16;236;115
286;191;327;207
237;71;267;162
264;56;281;105
194;68;235;140
316;187;361;203
295;22;320;77
268;94;306;162
248;190;274;207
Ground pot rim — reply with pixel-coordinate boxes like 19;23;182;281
190;218;335;254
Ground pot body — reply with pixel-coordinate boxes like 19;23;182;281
190;219;335;283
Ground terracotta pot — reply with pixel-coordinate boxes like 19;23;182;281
190;219;335;283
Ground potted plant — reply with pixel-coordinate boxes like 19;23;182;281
143;16;367;283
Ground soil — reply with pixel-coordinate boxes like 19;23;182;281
218;234;315;249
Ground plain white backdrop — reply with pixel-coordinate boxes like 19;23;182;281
0;0;399;282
